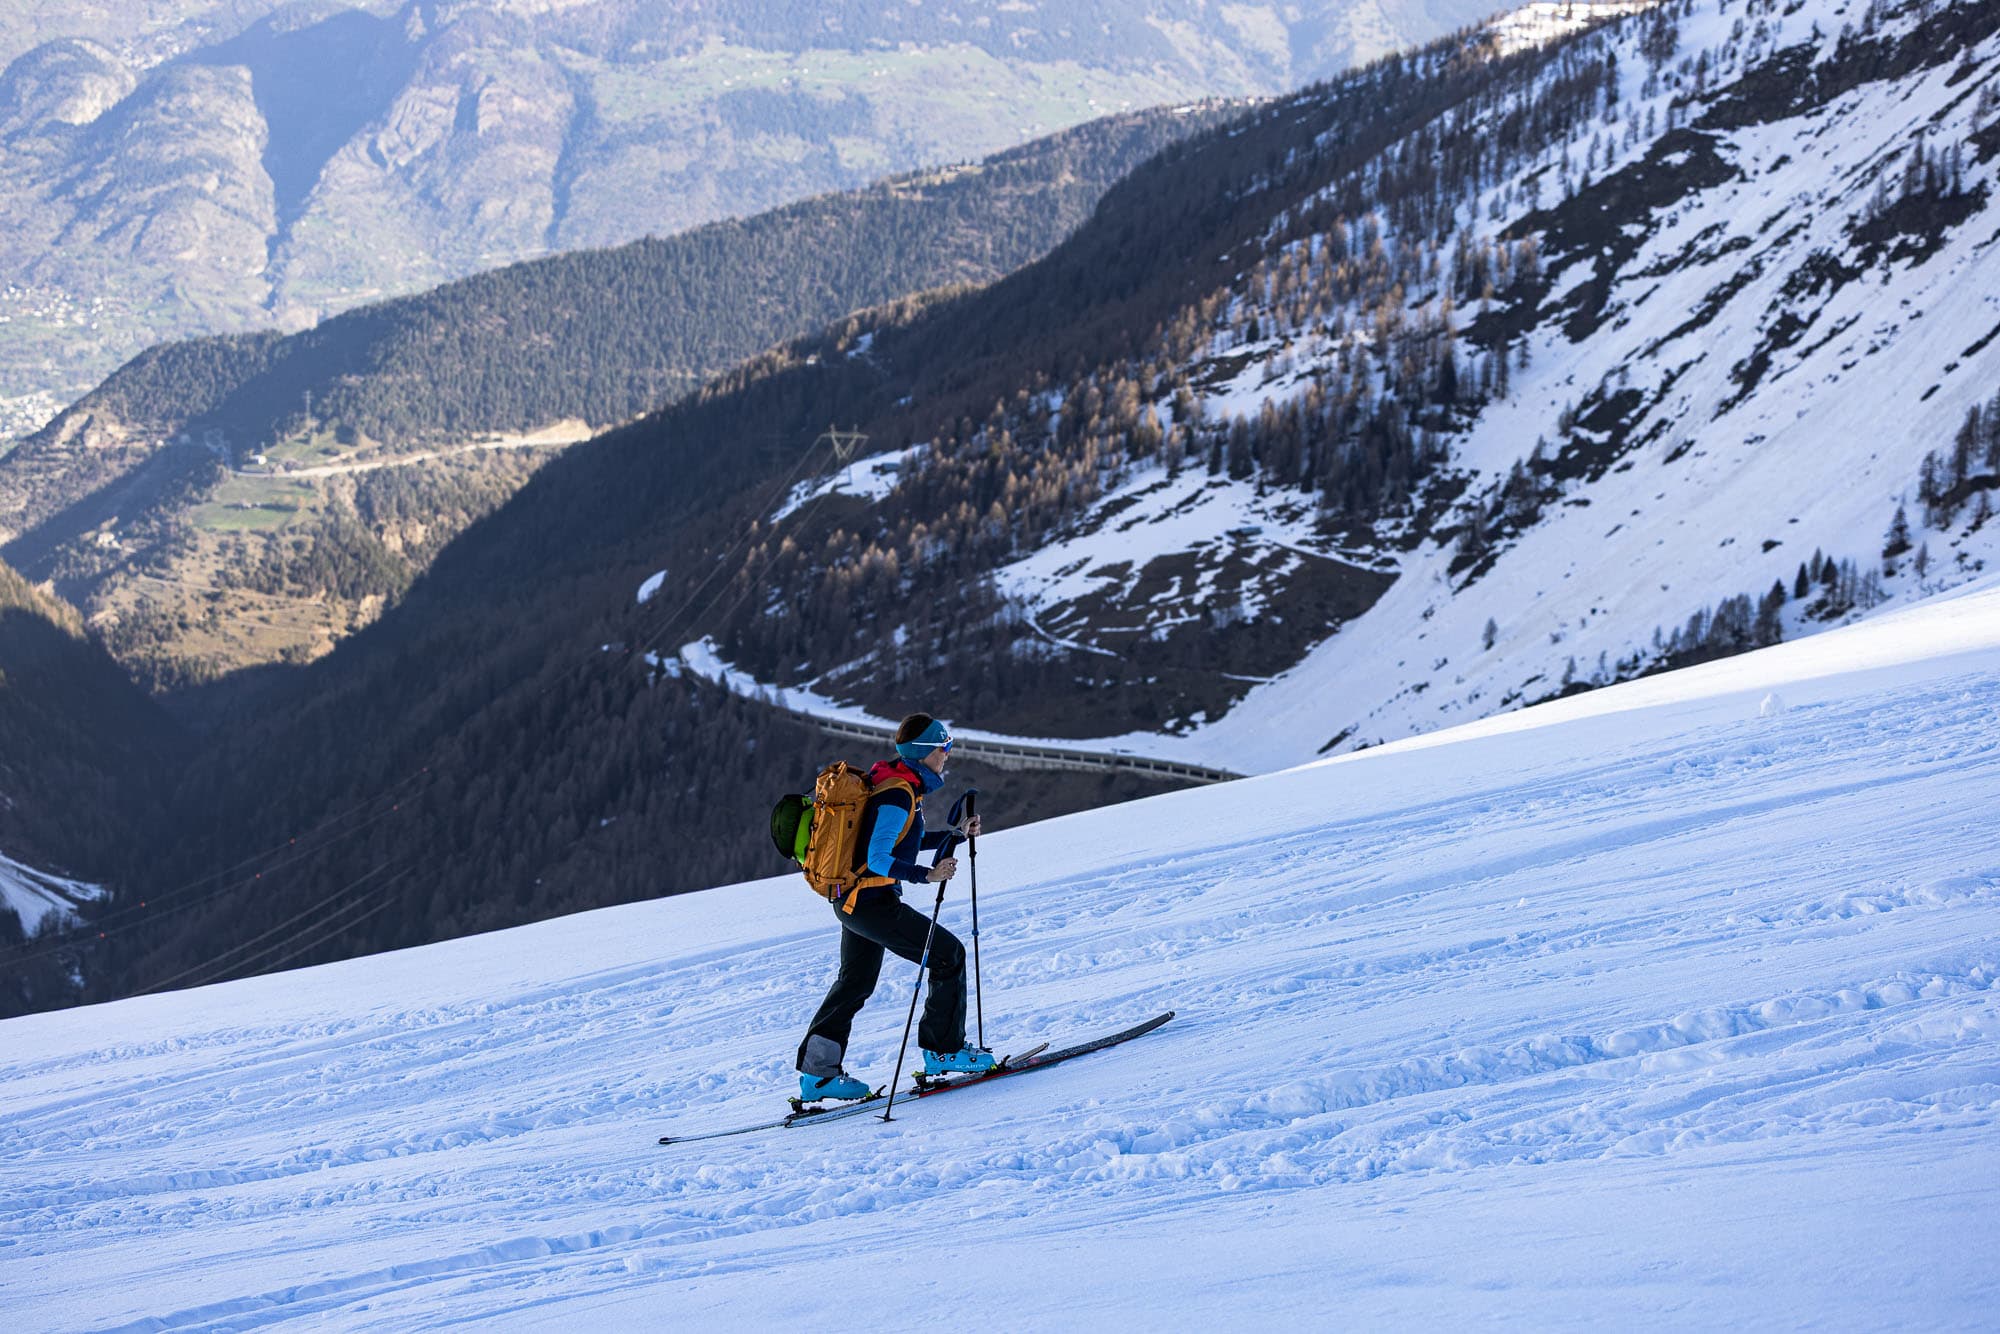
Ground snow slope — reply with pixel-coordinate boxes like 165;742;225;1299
1489;0;1661;56
771;443;928;524
0;851;100;936
5;587;2000;1327
1209;0;2000;761
1191;0;2000;770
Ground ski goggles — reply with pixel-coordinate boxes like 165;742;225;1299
896;720;953;763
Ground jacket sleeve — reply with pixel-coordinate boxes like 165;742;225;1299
865;796;929;883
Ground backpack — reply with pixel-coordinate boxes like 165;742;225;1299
770;761;919;913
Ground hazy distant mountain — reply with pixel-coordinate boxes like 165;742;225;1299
0;0;1492;434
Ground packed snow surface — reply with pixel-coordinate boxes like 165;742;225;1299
6;587;2000;1327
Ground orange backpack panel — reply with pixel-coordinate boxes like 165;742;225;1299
801;761;918;913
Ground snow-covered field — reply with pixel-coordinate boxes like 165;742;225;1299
7;584;2000;1328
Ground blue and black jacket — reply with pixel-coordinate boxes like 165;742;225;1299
853;758;951;898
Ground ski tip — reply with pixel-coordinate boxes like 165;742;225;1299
1002;1041;1050;1068
656;1135;676;1145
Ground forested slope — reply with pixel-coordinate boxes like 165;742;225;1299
0;105;1226;689
0;560;180;1008
19;106;1228;471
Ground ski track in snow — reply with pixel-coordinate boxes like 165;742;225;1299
6;604;2000;1327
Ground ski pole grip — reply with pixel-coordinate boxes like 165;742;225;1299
936;787;978;865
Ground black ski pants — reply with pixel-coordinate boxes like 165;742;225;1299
796;889;966;1077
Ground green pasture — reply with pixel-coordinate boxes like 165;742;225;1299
193;475;320;532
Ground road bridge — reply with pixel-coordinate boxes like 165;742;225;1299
795;710;1242;786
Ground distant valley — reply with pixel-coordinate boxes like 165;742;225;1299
0;0;1490;433
0;105;1224;687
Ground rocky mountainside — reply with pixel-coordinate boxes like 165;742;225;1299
27;0;1999;1015
0;104;1225;690
687;0;2000;768
0;0;1492;435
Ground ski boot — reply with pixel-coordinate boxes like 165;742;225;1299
921;1046;997;1077
798;1071;871;1103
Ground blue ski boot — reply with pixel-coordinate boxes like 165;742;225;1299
799;1072;871;1102
921;1046;997;1077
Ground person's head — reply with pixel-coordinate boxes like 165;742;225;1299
895;713;953;774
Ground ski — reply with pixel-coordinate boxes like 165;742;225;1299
657;1012;1173;1146
656;1089;887;1146
904;1012;1170;1103
655;1045;1036;1147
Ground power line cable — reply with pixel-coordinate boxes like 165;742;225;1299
627;431;832;663
3;778;422;969
130;861;404;996
186;873;409;992
229;896;398;983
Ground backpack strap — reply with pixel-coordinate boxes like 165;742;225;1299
841;777;921;914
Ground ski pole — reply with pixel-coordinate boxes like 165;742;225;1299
941;788;982;1051
881;873;949;1123
966;790;983;1052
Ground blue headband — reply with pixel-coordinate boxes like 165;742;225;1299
895;719;952;763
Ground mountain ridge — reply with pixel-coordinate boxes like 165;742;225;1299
0;102;1229;690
